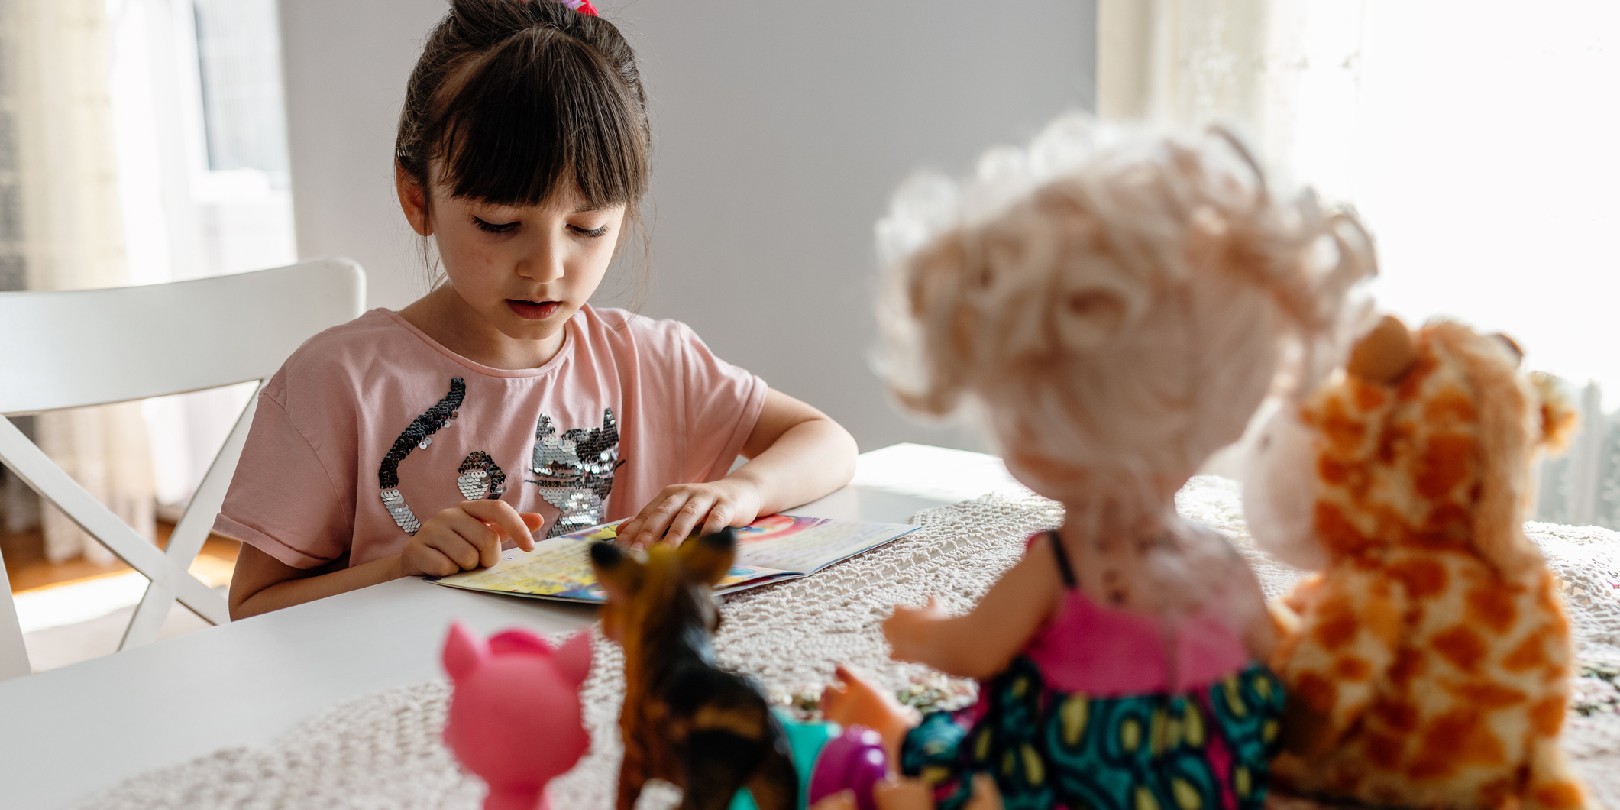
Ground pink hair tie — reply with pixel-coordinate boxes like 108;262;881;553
555;0;598;15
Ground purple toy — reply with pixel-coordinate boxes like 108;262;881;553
809;725;889;810
442;622;593;810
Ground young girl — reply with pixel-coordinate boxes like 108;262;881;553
823;117;1377;808
219;0;857;619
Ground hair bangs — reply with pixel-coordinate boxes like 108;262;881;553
434;31;648;210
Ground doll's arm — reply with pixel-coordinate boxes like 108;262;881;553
1267;572;1323;642
1271;567;1403;756
883;548;1060;680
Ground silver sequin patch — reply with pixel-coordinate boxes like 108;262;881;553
380;487;420;536
457;450;507;501
458;471;489;500
528;408;624;537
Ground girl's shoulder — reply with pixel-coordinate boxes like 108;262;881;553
274;309;412;382
576;305;689;336
572;305;707;357
262;309;452;413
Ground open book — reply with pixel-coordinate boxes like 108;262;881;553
434;514;919;603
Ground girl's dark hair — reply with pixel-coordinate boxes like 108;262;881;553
395;0;650;213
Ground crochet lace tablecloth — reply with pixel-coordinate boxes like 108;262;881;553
83;479;1620;809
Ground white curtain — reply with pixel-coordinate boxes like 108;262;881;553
1;0;156;562
105;0;292;520
1098;0;1365;194
1099;0;1276;133
1101;0;1620;528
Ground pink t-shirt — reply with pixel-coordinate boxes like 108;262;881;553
213;306;767;569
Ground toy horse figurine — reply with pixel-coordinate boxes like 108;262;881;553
441;622;593;810
590;529;801;810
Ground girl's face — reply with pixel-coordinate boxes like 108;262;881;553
398;167;628;368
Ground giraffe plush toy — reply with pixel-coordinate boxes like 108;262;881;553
1242;314;1587;808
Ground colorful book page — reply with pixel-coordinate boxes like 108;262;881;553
434;514;917;603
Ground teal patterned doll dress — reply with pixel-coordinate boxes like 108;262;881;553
899;532;1285;810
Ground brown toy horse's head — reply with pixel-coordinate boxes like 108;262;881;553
588;529;799;810
588;528;735;648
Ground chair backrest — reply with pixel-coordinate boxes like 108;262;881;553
0;258;366;678
0;258;365;415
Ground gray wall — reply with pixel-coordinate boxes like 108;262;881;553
279;1;1097;453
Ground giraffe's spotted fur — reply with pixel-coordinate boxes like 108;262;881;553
1245;317;1588;809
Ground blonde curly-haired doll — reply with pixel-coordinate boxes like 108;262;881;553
822;115;1377;810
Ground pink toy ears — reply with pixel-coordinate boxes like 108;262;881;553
443;622;483;683
547;629;592;688
442;621;592;686
488;629;556;657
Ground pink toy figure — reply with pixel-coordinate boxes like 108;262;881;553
442;622;593;810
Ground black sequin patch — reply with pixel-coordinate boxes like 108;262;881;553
378;377;466;535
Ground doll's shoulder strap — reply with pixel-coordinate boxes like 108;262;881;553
1045;530;1077;589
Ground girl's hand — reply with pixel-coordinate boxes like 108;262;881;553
881;597;947;664
399;499;544;578
616;479;763;548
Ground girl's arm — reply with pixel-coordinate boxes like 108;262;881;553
617;388;858;546
228;499;542;619
883;544;1061;680
727;388;859;515
229;546;404;619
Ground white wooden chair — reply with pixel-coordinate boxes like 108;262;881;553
0;258;366;679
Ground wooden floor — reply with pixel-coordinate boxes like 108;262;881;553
3;521;239;595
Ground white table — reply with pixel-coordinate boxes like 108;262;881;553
0;444;1016;809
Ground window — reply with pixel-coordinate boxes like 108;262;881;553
106;0;296;508
1103;0;1620;526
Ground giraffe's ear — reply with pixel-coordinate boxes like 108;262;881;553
1530;371;1578;452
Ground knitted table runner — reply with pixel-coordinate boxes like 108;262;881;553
83;479;1620;809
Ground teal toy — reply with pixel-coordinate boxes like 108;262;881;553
730;714;888;810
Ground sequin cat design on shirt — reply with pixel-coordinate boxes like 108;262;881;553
377;377;624;538
527;408;624;537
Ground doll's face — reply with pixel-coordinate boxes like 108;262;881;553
1240;399;1329;570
